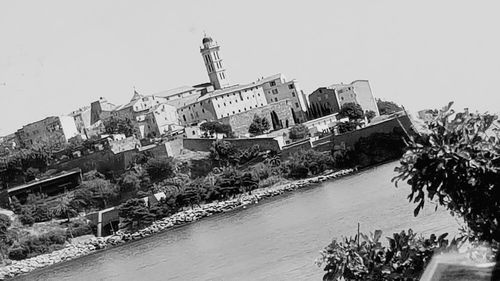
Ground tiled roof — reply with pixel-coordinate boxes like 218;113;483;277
155;85;197;98
255;73;284;85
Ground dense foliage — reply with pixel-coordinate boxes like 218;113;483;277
102;117;136;137
339;103;364;121
365;110;376;122
284;149;334;179
200;121;234;138
318;229;458;281
376;99;403;116
393;103;500;243
248;114;270;135
288;124;309;141
337;121;359;134
144;156;175;182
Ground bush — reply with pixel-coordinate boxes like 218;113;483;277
118;199;155;231
317;229;458;281
8;246;28;260
66;221;93;238
209;140;239;167
338;103;364;121
393;103;500;243
10;230;67;260
248;114;270;135
145;156;175;182
337;121;359;134
18;213;35;226
0;214;11;229
289;124;309;141
284;149;334;179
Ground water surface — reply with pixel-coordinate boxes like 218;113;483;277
15;162;460;280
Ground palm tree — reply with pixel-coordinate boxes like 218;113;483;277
51;196;78;223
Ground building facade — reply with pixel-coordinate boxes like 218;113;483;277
110;92;179;139
177;83;268;126
16;116;80;148
257;74;308;123
308;80;379;119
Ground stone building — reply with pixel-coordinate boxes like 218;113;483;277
110;92;179;139
256;74;308;123
16;116;80;148
308;80;379;119
177;83;268;126
219;99;296;136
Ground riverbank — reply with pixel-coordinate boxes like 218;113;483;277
0;168;355;280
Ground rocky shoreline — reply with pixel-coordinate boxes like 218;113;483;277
0;168;354;280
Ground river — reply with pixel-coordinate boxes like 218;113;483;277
14;162;461;281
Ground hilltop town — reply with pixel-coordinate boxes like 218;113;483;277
0;35;411;278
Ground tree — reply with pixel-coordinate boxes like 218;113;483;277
365;110;376;122
338;103;364;121
51;196;78;222
102;117;136;137
336;121;359;134
376;99;403;115
80;178;119;209
393;102;500;243
289;124;309;141
248;115;270;135
118;198;155;230
200;121;234;138
144;156;175;182
209;140;240;167
0;214;12;262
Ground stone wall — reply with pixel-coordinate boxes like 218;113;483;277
281;139;312;159
183;138;281;152
313;114;415;152
49;149;141;176
219;100;296;136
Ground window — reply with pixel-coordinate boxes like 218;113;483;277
202;109;205;113
272;89;278;95
183;115;186;121
223;102;226;106
232;111;235;114
229;101;232;104
238;109;241;112
275;98;278;102
292;92;296;97
295;103;299;108
288;84;295;89
270;81;276;87
261;103;264;106
244;107;247;110
218;104;220;108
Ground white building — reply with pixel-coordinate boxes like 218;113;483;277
177;83;268;126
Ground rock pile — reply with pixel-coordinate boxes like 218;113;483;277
0;168;354;279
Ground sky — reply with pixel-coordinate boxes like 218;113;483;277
1;0;499;136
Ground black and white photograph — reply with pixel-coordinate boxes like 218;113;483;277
0;1;499;280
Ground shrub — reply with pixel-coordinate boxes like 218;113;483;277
66;221;92;238
118;199;155;230
145;156;175;182
289;124;309;141
32;203;53;222
209;140;239;167
0;214;11;229
338;103;364;121
337;121;359;134
18;213;35;226
377;99;403;115
284;149;334;178
248;114;270;135
317;229;458;281
393;103;500;243
8;246;28;260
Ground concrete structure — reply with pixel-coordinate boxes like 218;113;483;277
257;74;308;123
16;116;80;148
200;35;230;90
177;83;268;126
308;80;379;119
219;99;296;136
0;168;82;207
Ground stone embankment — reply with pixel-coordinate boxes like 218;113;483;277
0;168;354;280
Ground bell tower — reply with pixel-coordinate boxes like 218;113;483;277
200;35;229;90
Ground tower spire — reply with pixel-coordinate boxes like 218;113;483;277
200;35;229;90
